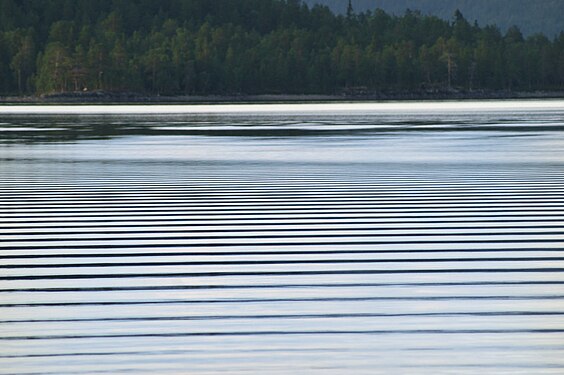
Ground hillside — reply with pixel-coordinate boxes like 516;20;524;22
305;0;564;37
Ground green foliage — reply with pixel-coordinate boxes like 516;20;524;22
307;0;564;37
0;0;562;96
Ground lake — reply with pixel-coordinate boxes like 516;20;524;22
1;100;564;374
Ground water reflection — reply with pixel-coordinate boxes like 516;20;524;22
0;100;563;144
0;108;563;165
2;101;564;374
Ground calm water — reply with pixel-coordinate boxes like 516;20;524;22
1;101;564;374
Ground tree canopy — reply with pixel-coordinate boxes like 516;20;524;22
0;0;563;96
307;0;564;37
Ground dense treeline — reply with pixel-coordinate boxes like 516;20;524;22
306;0;564;38
0;0;563;96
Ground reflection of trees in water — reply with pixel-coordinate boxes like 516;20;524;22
3;110;564;145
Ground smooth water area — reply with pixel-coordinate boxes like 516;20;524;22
1;100;564;374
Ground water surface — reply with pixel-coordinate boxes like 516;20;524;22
1;101;564;374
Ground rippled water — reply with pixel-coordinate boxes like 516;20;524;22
1;101;564;374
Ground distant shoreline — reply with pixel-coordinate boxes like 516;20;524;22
1;90;563;104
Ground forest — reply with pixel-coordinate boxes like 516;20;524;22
306;0;564;38
0;0;563;96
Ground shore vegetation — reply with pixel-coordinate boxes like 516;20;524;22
0;0;563;97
